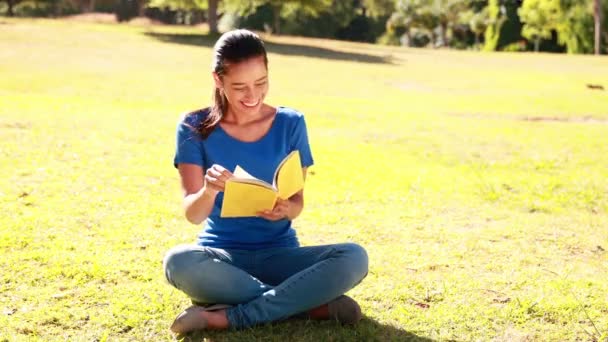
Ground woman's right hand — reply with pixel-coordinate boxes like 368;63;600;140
204;164;233;194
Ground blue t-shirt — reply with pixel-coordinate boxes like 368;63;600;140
173;106;314;250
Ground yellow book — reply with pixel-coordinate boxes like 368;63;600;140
220;150;305;218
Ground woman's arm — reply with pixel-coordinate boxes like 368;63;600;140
178;163;232;225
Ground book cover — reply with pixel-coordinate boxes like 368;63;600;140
220;151;304;218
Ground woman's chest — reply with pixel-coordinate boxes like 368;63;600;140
204;133;289;184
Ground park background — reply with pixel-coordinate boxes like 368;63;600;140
1;0;607;341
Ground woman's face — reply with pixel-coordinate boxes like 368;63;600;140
215;55;269;117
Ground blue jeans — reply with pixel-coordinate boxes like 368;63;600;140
163;243;368;329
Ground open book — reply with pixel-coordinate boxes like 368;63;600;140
220;150;305;218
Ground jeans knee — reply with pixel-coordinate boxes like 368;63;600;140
163;244;205;287
339;242;369;283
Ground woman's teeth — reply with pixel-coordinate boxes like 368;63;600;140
242;100;259;107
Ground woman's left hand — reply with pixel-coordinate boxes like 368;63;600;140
257;198;290;221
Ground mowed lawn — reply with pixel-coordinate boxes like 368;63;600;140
1;18;607;341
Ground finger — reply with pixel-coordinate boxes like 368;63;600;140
222;169;234;178
256;211;276;220
273;198;287;208
208;168;224;178
211;168;233;182
271;206;285;216
205;175;224;188
271;207;286;219
205;173;219;182
263;208;284;218
211;164;232;176
211;164;227;172
211;172;231;184
274;202;288;212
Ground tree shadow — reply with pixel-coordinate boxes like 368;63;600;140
176;315;435;342
143;32;395;65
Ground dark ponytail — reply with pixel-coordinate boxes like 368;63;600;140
190;29;268;139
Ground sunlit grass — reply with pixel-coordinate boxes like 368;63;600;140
1;18;607;341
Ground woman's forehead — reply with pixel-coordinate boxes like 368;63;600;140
224;56;267;79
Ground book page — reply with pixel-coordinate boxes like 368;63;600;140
220;181;278;217
234;165;255;179
275;150;304;199
233;165;273;189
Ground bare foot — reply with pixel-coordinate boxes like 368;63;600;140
204;309;229;330
170;307;229;334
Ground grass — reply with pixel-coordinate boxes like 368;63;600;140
1;17;607;341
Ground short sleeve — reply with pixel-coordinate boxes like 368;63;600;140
290;115;314;168
173;115;205;168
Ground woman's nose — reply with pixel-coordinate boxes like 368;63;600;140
244;87;254;99
245;86;261;100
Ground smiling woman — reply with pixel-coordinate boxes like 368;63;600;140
162;29;369;334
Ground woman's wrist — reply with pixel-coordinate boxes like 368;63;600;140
286;197;303;220
201;186;219;198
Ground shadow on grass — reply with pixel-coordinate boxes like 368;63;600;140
176;315;434;342
143;32;394;65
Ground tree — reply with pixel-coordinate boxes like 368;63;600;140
224;0;332;34
386;0;475;47
362;0;396;17
594;0;601;54
558;0;594;54
518;0;562;52
70;0;95;12
557;0;608;54
483;0;525;52
148;0;218;31
3;0;24;16
208;0;218;33
282;0;369;40
385;0;423;45
462;6;489;48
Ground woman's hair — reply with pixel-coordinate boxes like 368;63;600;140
191;29;268;138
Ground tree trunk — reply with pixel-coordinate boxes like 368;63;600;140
137;0;145;17
440;23;448;47
75;0;88;13
534;37;540;52
7;0;15;16
272;4;281;35
594;0;601;55
404;31;411;47
208;0;218;34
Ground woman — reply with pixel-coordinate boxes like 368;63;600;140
163;29;368;334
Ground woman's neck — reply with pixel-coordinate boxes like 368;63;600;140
223;104;275;126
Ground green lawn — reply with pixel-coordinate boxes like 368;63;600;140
1;18;607;341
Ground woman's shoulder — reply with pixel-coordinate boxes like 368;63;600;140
178;107;211;127
275;106;307;123
276;106;304;117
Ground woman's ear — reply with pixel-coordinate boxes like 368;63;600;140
212;72;222;90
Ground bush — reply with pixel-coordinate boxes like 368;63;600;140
502;40;527;52
12;0;79;17
115;0;138;22
377;31;401;45
410;28;432;47
14;1;51;16
336;15;387;43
